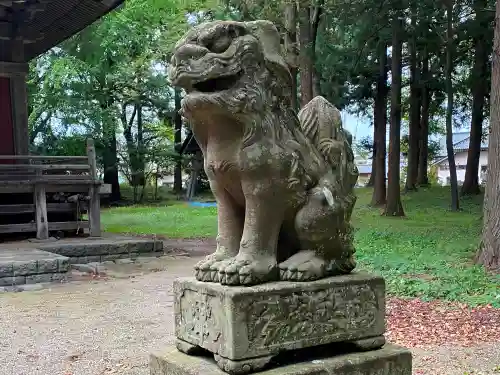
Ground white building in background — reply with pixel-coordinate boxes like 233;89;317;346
353;155;405;187
431;131;489;186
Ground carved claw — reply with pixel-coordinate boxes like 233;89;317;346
218;257;278;286
194;252;235;282
196;269;214;282
279;250;330;282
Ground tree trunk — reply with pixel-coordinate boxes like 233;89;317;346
405;11;421;192
123;103;145;197
417;46;430;186
285;2;299;111
311;5;323;98
371;42;388;207
445;0;460;211
476;0;500;271
103;131;121;202
366;145;375;187
312;72;321;98
384;6;405;217
462;0;489;196
174;88;183;194
299;3;313;107
136;103;145;190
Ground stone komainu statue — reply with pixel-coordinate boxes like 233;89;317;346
169;20;359;286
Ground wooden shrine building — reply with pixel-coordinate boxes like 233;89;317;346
0;0;124;239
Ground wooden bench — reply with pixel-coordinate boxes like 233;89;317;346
0;139;102;239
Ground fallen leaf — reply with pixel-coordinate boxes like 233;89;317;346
386;298;500;348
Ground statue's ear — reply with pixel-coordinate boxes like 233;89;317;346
244;20;292;89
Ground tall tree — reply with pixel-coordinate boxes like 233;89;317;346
284;1;299;111
462;0;492;195
174;88;183;194
405;4;421;191
477;0;500;270
384;3;405;217
298;0;324;106
311;3;323;97
371;41;388;206
445;0;460;211
299;3;314;106
417;45;431;186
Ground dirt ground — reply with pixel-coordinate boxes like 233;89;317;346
0;248;498;375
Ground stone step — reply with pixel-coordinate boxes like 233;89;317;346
0;248;69;286
38;238;164;264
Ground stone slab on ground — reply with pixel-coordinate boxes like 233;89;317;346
38;238;164;263
150;344;412;375
174;271;385;362
0;248;69;286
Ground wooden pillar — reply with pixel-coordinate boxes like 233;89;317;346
186;150;203;201
9;39;29;156
0;75;15;157
0;61;28;157
87;138;101;237
34;183;49;240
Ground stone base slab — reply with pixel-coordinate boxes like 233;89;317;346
150;344;412;375
174;271;385;362
39;238;163;262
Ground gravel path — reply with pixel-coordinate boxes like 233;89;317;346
0;255;498;375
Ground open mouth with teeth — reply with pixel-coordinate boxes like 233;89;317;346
191;71;243;93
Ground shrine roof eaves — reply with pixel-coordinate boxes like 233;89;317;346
0;0;125;61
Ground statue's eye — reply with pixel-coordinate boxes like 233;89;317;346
227;24;246;39
207;36;232;53
199;24;246;54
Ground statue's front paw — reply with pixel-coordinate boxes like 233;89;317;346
218;256;278;286
278;250;329;282
195;252;234;282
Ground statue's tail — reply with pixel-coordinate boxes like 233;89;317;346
298;96;358;194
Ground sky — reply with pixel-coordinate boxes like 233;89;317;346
341;111;371;143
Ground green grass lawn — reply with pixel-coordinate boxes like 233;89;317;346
101;187;500;307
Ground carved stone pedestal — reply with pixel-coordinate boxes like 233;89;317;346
172;272;387;374
150;344;412;375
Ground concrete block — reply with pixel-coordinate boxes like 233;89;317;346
0;262;13;277
26;273;67;284
51;273;67;282
58;258;70;273
0;276;26;286
37;258;59;274
25;273;52;284
100;254;122;262
12;260;37;276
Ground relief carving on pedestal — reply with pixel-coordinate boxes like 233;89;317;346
244;285;379;349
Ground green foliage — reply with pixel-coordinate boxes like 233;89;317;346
354;187;499;307
101;187;499;307
32;134;87;157
354;136;374;159
27;0;221;200
103;204;217;238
